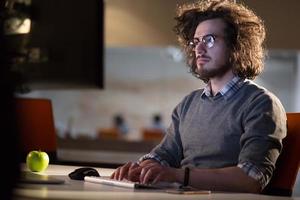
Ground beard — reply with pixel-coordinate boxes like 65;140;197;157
196;60;231;80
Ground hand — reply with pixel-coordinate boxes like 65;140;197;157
139;162;181;184
110;162;141;182
110;159;163;182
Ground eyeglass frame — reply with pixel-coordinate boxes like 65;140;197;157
187;34;221;50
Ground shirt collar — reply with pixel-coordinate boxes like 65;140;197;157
201;76;245;100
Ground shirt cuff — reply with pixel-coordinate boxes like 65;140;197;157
237;161;270;189
138;153;170;167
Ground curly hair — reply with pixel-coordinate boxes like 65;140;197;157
174;0;266;82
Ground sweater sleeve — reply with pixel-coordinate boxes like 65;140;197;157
147;102;184;168
138;93;191;168
238;90;287;188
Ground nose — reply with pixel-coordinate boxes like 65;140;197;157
195;42;206;56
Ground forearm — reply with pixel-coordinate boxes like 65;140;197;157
138;160;260;193
187;166;261;193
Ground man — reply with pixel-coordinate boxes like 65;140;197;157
111;0;286;193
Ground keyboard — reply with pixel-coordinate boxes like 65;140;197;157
84;176;180;189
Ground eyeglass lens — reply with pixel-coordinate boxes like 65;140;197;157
189;35;215;49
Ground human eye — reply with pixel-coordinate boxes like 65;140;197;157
188;38;199;48
202;34;215;48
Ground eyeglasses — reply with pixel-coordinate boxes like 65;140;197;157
187;34;217;49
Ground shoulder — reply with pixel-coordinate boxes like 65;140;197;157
241;80;286;118
242;80;282;105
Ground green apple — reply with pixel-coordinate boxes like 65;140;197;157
26;150;49;172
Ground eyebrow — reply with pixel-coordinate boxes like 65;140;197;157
193;33;214;38
194;33;215;37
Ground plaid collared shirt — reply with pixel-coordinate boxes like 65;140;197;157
201;76;245;100
139;76;268;189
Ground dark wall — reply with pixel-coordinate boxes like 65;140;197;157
242;0;300;50
21;0;104;89
106;0;300;49
0;2;20;199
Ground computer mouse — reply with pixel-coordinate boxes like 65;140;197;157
68;167;100;180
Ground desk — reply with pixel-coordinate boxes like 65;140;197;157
14;164;299;200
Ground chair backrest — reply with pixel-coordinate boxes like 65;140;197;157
142;128;164;142
15;97;57;162
263;113;300;196
97;128;120;140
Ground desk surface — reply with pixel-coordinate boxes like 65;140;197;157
14;164;300;200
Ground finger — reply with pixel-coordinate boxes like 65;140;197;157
139;165;153;183
118;162;132;180
128;164;142;181
112;167;121;180
129;162;139;171
152;173;163;184
129;165;142;175
138;160;159;183
110;171;115;179
139;162;159;182
113;162;131;180
142;167;159;184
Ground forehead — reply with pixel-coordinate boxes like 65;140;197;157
194;18;227;37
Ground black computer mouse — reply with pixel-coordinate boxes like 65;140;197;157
68;167;100;180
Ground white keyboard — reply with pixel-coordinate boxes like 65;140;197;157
84;176;180;189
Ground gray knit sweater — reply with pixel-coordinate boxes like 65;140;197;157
149;80;287;185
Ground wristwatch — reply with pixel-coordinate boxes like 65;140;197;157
183;167;190;186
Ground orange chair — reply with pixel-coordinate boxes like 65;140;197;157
263;113;300;196
97;128;120;140
15;97;57;162
142;128;164;142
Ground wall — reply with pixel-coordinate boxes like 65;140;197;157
243;0;300;49
296;53;300;111
105;0;178;46
19;47;201;139
18;48;300;139
105;0;300;49
256;51;299;112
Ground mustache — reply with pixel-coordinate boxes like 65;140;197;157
196;55;210;60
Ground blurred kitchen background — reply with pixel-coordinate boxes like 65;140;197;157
7;0;300;171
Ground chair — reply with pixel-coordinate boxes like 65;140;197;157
263;113;300;196
97;128;120;140
15;97;57;162
142;128;164;142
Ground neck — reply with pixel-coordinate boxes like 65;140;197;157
209;70;234;96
